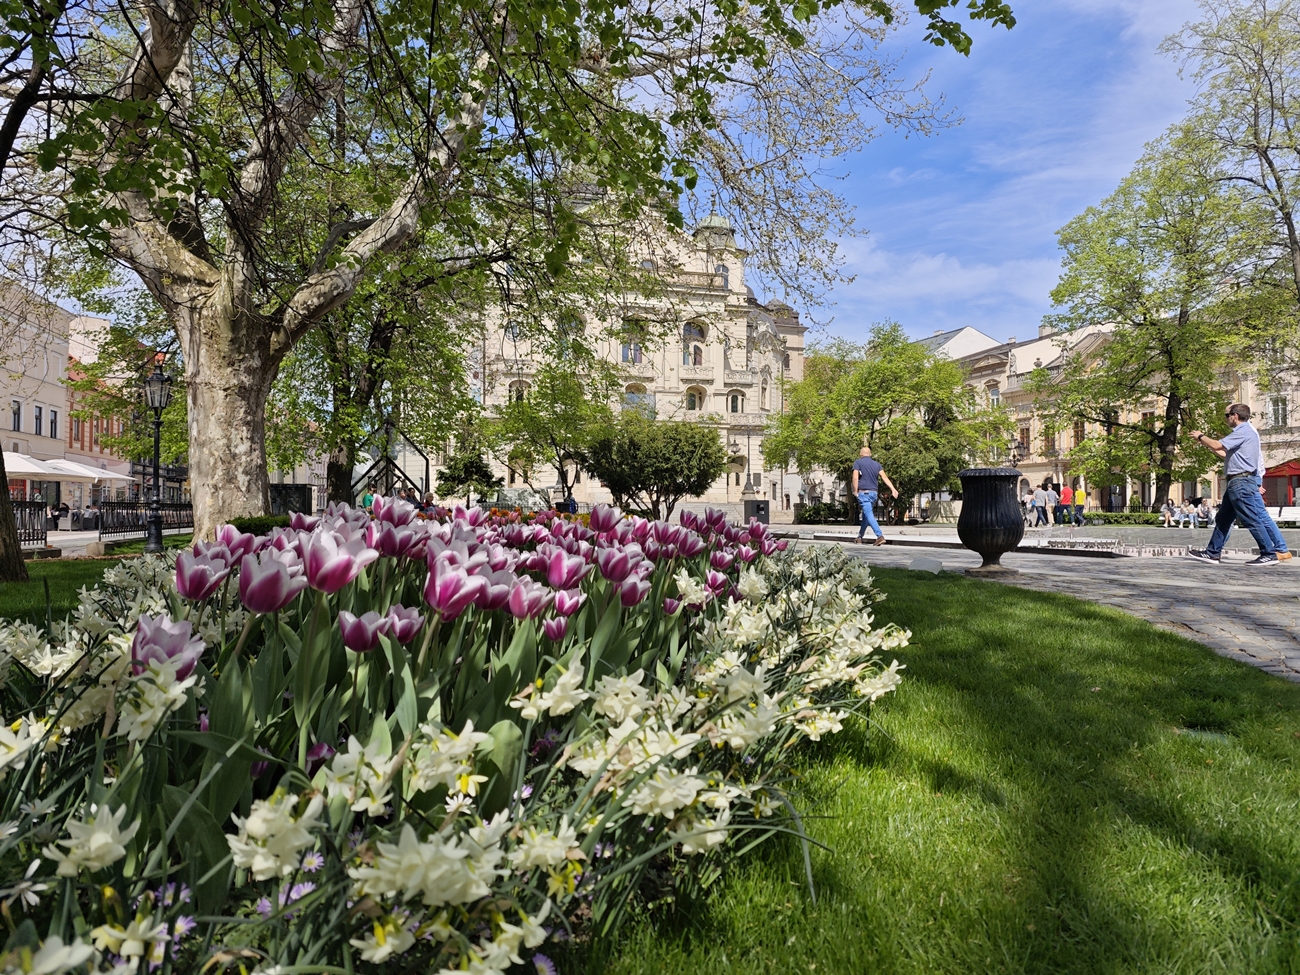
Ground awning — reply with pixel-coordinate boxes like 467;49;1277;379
1264;459;1300;478
3;451;60;477
43;458;136;483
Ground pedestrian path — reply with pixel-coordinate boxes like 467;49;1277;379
829;539;1300;683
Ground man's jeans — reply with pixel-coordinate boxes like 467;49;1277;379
1034;505;1048;526
1073;503;1085;526
856;491;882;539
1206;475;1280;557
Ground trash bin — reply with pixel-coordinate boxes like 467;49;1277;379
743;499;770;525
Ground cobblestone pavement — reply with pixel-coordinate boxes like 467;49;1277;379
825;539;1300;683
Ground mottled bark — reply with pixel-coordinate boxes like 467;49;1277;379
0;452;29;582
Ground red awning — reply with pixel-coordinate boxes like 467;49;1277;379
1264;459;1300;477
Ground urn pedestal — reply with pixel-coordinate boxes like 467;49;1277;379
956;467;1024;577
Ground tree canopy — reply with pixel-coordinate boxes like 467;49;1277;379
585;413;728;519
762;322;1007;520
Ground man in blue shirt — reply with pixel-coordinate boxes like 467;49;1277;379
1187;403;1284;566
851;446;899;546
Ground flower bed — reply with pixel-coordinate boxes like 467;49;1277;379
0;500;908;974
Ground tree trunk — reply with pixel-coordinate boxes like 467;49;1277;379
0;453;29;582
179;285;275;539
326;445;356;504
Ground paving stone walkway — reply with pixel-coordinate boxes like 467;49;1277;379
829;539;1300;683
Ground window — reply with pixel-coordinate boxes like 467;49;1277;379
760;382;768;410
509;381;528;402
48;410;57;440
33;407;41;437
1073;420;1085;448
683;322;706;343
1042;428;1055;454
1272;396;1289;429
729;393;744;413
621;342;643;364
93;419;100;447
987;384;1000;407
504;321;520;341
508;468;517;485
1141;411;1155;426
715;264;729;289
1018;425;1030;451
640;259;656;272
10;401;18;433
783;353;790;371
685;387;705;411
71;417;80;442
623;384;654;414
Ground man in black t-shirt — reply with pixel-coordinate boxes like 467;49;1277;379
851;446;899;545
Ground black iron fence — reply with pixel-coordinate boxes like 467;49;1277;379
13;501;47;547
98;501;194;542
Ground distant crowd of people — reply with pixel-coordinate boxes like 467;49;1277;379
1021;482;1085;527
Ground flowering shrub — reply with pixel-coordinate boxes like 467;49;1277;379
0;500;908;974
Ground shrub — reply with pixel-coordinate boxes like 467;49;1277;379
796;501;856;525
1085;511;1161;526
0;500;909;973
228;513;293;534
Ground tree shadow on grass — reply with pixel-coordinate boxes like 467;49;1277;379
597;568;1300;975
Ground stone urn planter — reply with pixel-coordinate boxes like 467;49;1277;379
956;467;1024;576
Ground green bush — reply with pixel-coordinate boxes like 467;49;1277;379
1085;511;1161;526
796;501;856;525
228;513;292;534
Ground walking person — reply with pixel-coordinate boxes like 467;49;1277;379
1032;484;1049;526
1059;483;1074;525
1045;483;1059;525
852;446;899;546
1257;466;1293;561
1073;488;1086;526
1187;404;1285;566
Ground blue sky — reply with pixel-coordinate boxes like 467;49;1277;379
823;0;1202;345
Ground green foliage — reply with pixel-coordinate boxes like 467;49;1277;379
1084;511;1162;526
585;414;728;519
228;515;292;535
491;364;618;499
1041;126;1253;502
762;323;1009;521
602;566;1300;975
435;448;503;500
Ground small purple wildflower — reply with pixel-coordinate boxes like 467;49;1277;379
532;953;558;975
300;851;324;873
255;897;273;918
172;916;197;942
530;729;561;759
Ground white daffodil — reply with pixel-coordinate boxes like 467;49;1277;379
592;669;649;724
622;768;706;819
227;791;324;881
42;804;140;877
508;818;578;870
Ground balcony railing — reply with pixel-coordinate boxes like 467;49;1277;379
130;460;190;483
678;365;715;382
724;411;769;427
672;271;726;289
723;369;757;386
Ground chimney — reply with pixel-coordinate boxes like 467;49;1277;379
934;329;944;336
1007;336;1016;345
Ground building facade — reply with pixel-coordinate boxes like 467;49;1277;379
954;323;1300;510
479;217;809;517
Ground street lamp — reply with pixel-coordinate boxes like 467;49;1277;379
143;357;173;554
1007;438;1024;468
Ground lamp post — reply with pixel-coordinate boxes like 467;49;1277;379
143;358;173;554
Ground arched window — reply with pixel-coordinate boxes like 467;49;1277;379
685;386;706;411
623;384;654;414
509;381;529;403
760;382;768;410
783;352;790;371
716;264;729;290
504;321;521;341
640;259;656;272
683;321;706;342
729;391;744;413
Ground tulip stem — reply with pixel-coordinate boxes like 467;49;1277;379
415;615;442;682
229;614;256;662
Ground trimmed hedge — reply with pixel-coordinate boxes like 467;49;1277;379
228;514;293;534
1084;512;1162;526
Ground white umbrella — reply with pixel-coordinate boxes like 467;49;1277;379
43;458;136;483
2;451;59;477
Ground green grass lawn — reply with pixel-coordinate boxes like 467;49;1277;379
602;567;1300;975
0;559;111;627
106;533;193;555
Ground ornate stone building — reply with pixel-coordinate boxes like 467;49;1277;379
479;216;808;517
